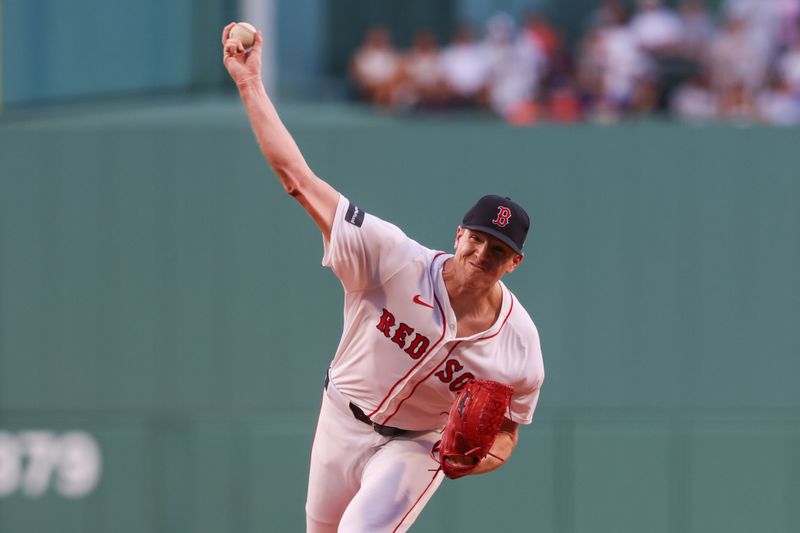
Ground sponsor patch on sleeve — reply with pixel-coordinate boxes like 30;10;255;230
345;202;365;227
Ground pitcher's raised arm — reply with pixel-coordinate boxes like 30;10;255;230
222;23;339;239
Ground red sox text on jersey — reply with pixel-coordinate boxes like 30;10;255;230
376;308;475;391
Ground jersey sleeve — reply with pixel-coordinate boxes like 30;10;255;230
508;317;545;425
322;195;421;292
511;371;543;425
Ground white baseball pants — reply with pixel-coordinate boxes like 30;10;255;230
305;377;445;532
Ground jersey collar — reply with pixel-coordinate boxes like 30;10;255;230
432;253;513;341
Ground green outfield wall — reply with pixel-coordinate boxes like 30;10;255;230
1;102;799;532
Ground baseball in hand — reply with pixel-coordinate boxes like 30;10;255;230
230;22;257;48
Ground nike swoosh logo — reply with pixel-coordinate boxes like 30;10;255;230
413;294;434;309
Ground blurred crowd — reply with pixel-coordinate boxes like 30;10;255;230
348;0;800;125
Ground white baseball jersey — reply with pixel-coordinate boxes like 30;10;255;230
323;195;544;431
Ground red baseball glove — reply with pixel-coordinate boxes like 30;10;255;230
431;379;514;479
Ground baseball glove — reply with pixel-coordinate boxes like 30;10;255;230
431;379;514;479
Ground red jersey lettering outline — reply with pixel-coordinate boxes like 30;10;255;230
375;308;431;361
376;308;396;337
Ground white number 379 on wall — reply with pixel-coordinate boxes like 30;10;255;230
0;431;101;499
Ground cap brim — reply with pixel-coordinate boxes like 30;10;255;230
461;225;524;255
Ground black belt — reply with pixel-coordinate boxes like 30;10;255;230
325;372;408;438
348;402;408;437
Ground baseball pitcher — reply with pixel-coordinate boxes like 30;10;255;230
222;23;545;532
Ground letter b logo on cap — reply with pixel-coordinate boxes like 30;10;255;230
492;206;512;228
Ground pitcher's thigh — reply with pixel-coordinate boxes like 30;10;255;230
305;394;364;527
339;433;445;532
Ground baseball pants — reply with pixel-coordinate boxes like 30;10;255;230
305;376;445;532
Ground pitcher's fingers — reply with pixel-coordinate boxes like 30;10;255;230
222;22;237;45
251;31;264;55
224;40;245;57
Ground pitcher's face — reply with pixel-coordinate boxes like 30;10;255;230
452;228;522;288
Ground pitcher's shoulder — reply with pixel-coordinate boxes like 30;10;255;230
506;293;540;338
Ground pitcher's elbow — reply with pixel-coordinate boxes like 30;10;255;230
274;164;307;198
283;182;301;198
